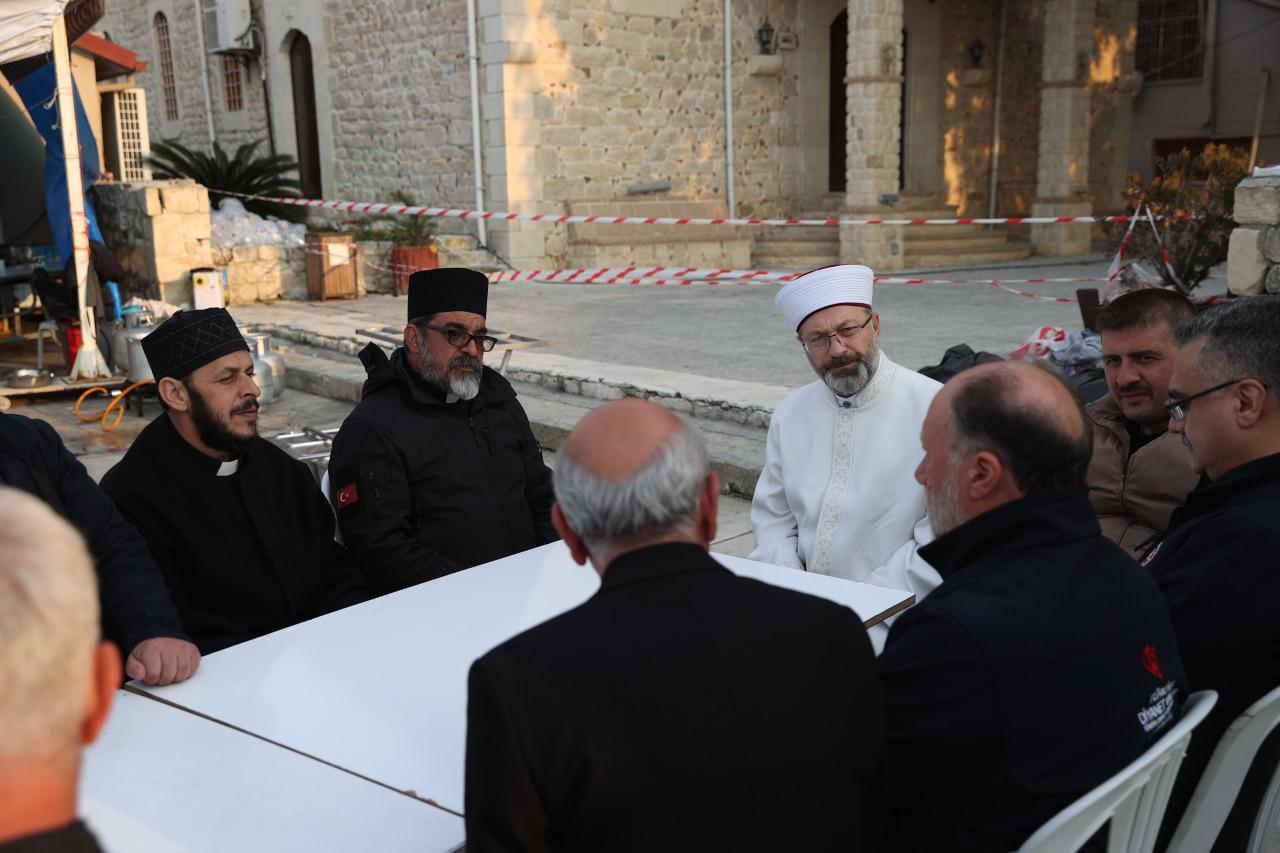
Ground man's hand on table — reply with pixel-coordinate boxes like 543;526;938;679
126;637;201;685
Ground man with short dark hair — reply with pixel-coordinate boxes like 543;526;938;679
102;309;368;653
880;361;1186;852
1146;296;1280;851
328;268;556;594
1086;288;1199;556
466;400;887;852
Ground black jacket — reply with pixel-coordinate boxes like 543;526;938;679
1146;452;1280;852
101;416;369;653
328;346;556;593
0;821;103;853
879;488;1187;853
0;413;186;655
464;543;888;853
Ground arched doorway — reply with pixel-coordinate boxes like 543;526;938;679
828;9;847;193
288;32;322;198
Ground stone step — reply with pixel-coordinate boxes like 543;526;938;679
750;239;843;257
752;253;841;270
797;208;961;221
900;232;1013;251
751;227;840;244
899;222;990;238
903;242;1034;268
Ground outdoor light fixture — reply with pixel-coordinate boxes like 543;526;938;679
968;38;985;69
757;20;775;55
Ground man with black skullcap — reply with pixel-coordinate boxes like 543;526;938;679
101;308;369;653
328;268;556;593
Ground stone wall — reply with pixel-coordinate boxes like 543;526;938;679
212;244;308;304
93;179;213;306
97;0;269;151
1228;177;1280;296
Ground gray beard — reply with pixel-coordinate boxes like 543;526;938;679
820;347;880;398
417;351;483;401
925;468;969;538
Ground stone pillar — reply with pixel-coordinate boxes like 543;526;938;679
477;2;565;269
1031;0;1094;256
1228;177;1280;296
838;0;905;272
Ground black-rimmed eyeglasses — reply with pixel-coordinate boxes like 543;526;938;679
1165;378;1250;421
419;323;499;352
800;313;874;354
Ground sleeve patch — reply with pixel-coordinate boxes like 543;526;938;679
336;483;359;508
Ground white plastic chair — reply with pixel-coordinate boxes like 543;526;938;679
319;468;345;545
1166;683;1280;853
1016;690;1218;853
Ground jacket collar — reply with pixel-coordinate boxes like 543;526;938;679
823;352;899;410
599;542;728;592
919;486;1101;580
1177;451;1280;518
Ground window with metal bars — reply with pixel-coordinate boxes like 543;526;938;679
1136;0;1205;82
154;13;179;121
222;54;244;112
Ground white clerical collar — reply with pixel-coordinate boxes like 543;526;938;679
446;392;460;404
216;459;241;477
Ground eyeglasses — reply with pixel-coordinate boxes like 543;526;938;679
800;313;874;354
1164;378;1247;421
420;323;498;353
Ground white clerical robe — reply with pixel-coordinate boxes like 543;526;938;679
750;355;943;643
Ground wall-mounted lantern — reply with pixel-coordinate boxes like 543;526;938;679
757;20;776;55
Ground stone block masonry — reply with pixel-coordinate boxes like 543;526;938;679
1228;177;1280;296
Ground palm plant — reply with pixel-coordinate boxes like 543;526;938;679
148;139;308;223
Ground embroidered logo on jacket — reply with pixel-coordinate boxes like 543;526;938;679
1140;541;1163;567
1142;643;1165;680
336;483;359;507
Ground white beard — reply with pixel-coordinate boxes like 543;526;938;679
821;347;880;398
448;371;481;400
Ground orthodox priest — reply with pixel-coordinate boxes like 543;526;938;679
101;309;369;653
751;265;943;642
328;268;556;594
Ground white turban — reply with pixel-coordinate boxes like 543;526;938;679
775;264;875;330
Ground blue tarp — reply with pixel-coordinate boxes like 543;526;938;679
14;61;104;268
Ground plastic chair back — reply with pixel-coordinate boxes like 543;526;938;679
1166;683;1280;853
1016;690;1218;853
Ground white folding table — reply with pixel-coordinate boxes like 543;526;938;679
81;691;464;853
129;542;913;816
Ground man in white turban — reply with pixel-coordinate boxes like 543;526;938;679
751;265;943;645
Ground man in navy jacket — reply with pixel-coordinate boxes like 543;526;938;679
880;361;1186;852
1148;296;1280;852
0;413;198;684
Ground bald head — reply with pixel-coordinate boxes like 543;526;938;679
554;400;715;566
945;361;1091;494
562;398;687;482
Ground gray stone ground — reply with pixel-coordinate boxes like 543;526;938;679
233;256;1226;387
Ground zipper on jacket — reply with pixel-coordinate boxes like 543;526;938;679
466;416;483;448
367;467;380;502
481;424;494;456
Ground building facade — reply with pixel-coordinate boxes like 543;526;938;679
98;0;1146;271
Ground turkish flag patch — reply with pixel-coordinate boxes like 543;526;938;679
1142;644;1165;680
336;483;359;508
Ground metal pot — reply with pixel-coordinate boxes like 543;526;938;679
244;333;282;404
126;336;154;383
113;309;155;375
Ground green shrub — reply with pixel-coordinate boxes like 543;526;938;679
148;139;307;223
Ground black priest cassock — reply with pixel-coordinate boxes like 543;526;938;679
328;268;557;594
101;309;369;654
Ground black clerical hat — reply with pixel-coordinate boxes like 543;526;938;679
407;268;488;323
142;308;250;380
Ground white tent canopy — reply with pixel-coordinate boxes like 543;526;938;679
0;0;66;66
0;0;111;380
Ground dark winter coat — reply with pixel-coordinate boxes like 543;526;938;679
879;487;1187;853
0;413;186;655
1146;452;1280;852
327;345;556;594
465;543;888;853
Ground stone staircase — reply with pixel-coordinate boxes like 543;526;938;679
436;233;508;272
750;194;1033;271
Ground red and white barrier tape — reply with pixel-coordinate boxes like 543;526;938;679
218;189;1158;228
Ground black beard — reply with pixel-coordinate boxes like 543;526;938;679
189;385;257;456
